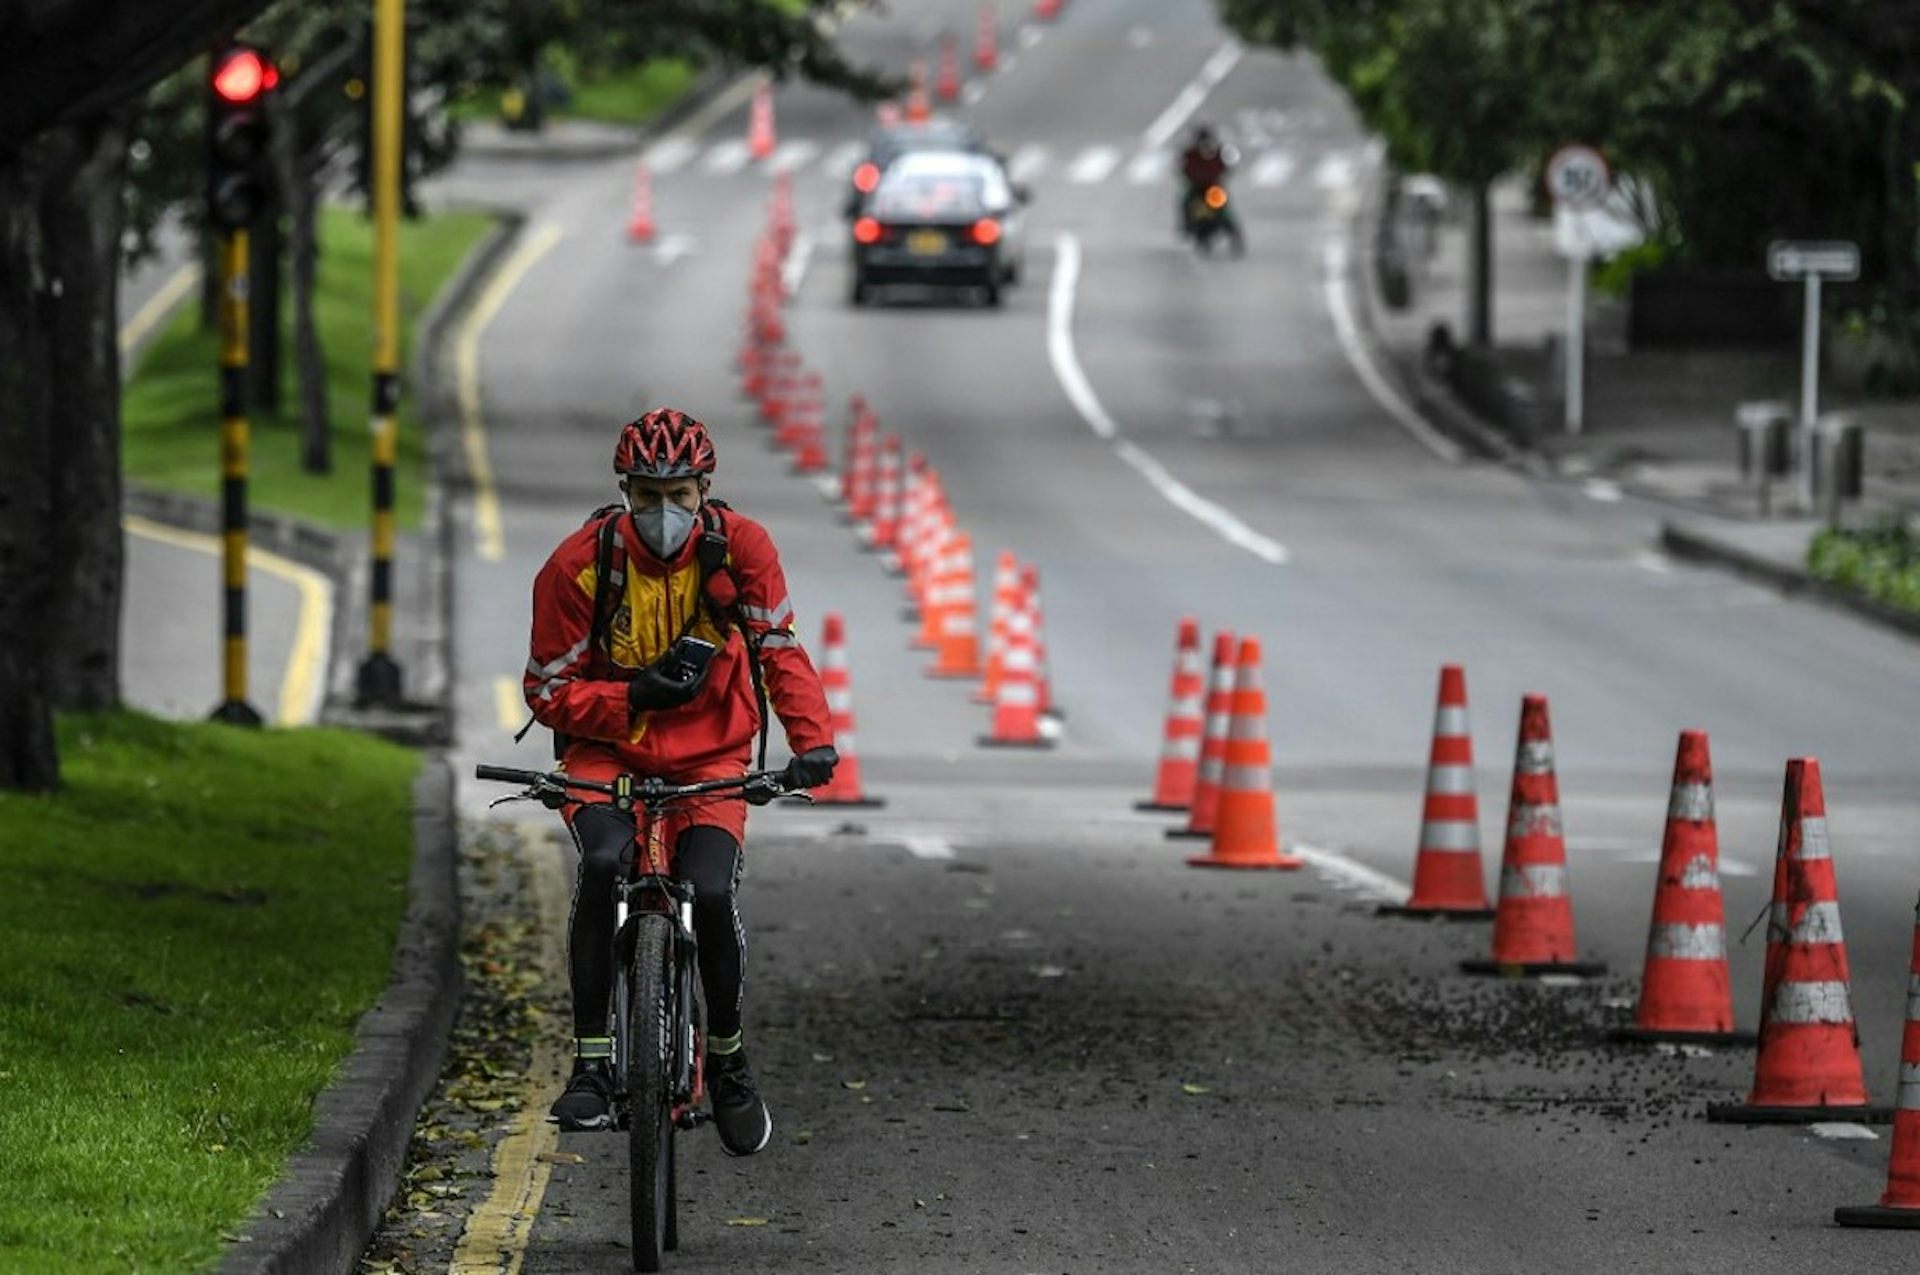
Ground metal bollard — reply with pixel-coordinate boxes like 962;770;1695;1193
1814;412;1863;523
1735;400;1791;516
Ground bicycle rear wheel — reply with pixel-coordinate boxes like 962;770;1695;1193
627;914;676;1273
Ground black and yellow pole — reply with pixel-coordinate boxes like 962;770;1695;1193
356;0;406;705
210;228;264;727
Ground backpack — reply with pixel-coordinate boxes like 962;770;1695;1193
517;500;771;767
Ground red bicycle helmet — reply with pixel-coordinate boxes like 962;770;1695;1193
614;408;718;479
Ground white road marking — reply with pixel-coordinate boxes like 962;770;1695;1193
1321;238;1465;463
781;229;815;296
962;81;987;106
1312;151;1356;189
1018;25;1043;49
770;140;820;173
903;834;957;861
1126;150;1172;184
1047;233;1287;566
1584;478;1624;502
652;231;699;266
820;141;863;179
1290;843;1413;906
1128;26;1153;48
1066;146;1121;183
1008;144;1050;182
1141;41;1243;151
702;139;752;175
1635;549;1672;574
643;136;697;174
1250;150;1297;188
119;263;200;357
1811;1123;1879;1141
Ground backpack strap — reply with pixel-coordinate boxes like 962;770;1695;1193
696;502;772;770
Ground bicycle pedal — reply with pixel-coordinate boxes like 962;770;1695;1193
675;1109;712;1130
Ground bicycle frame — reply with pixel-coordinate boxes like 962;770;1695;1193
611;804;705;1130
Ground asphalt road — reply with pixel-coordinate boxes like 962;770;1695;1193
417;1;1920;1270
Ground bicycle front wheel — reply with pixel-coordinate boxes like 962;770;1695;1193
627;913;676;1273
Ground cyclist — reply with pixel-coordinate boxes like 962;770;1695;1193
1178;122;1245;255
523;407;838;1154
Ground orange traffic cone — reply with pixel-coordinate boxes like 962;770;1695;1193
810;613;885;808
1461;694;1606;977
978;588;1050;748
839;396;871;508
627;159;656;243
1380;664;1494;919
1835;890;1920;1226
1709;758;1883;1123
747;82;776;161
1137;618;1204;812
905;60;932;123
936;32;962;102
865;435;903;552
911;515;951;650
1168;631;1235;842
974;551;1022;706
1034;0;1062;20
927;532;983;679
975;3;1000;71
1024;564;1057;719
1616;730;1749;1044
1187;638;1300;870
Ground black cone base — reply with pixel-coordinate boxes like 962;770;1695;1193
1165;826;1212;841
977;736;1053;749
1610;1026;1757;1047
1835;1204;1920;1229
356;652;404;706
209;699;265;728
1377;903;1496;921
1706;1102;1893;1125
1460;958;1609;979
1135;801;1190;814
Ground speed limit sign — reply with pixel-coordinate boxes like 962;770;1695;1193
1545;144;1610;210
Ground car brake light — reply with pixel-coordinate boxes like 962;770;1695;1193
853;162;881;193
971;218;1002;246
1204;185;1228;210
853;217;884;245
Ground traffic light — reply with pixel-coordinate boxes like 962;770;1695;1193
206;43;279;232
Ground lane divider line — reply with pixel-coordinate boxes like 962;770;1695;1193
1047;233;1288;565
122;514;331;727
457;223;565;562
781;228;815;298
1141;41;1242;151
119;263;201;358
1320;237;1464;464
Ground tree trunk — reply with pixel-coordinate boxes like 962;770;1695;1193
284;143;330;474
42;112;131;712
0;146;65;789
1467;180;1494;348
248;197;283;417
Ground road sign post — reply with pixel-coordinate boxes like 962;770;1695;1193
1545;145;1610;435
1768;240;1860;511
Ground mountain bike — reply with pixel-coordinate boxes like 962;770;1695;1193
475;763;805;1273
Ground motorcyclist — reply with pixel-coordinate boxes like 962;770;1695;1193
523;407;838;1155
1178;122;1246;255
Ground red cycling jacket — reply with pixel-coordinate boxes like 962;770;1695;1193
523;504;834;777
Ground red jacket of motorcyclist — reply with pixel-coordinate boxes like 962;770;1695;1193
1180;124;1230;189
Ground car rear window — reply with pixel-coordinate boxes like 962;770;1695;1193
871;174;986;220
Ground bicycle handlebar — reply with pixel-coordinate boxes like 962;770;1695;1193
472;763;805;809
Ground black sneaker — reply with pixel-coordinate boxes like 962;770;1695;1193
549;1059;615;1132
706;1049;772;1156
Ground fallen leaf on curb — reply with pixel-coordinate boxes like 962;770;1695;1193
536;1151;585;1165
1031;964;1068;979
792;1129;813;1145
725;1217;770;1227
1181;1083;1212;1096
842;1078;867;1090
811;1052;834;1063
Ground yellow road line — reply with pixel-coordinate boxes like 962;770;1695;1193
450;824;571;1275
118;264;201;358
123;515;332;726
458;224;565;562
495;675;526;735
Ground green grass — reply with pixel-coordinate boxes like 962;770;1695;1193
562;58;698;124
0;712;419;1273
122;207;493;531
1810;515;1920;614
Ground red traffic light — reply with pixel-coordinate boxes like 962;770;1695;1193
212;47;279;105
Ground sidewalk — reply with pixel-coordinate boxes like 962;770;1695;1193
1367;176;1920;630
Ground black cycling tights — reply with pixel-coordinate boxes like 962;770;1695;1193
568;807;746;1040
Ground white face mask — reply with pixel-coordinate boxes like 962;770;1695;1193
631;501;697;559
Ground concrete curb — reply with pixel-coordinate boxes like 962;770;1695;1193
1659;521;1920;646
218;759;461;1275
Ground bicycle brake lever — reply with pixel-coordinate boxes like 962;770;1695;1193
786;790;815;805
487;792;531;810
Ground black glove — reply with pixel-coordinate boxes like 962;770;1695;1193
781;746;838;790
626;661;703;715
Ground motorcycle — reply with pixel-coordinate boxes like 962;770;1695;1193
1182;183;1244;257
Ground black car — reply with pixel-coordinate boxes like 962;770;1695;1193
848;152;1030;308
843;117;991;218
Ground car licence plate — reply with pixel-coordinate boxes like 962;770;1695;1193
907;230;947;256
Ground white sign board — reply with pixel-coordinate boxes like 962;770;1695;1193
1768;240;1860;281
1545;145;1610;211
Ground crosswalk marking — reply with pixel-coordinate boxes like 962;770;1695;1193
1126;150;1172;185
702;139;751;175
1008;144;1050;182
644;136;697;174
769;140;820;173
1066;146;1120;183
820;141;862;180
1312;151;1355;189
1250;151;1297;187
